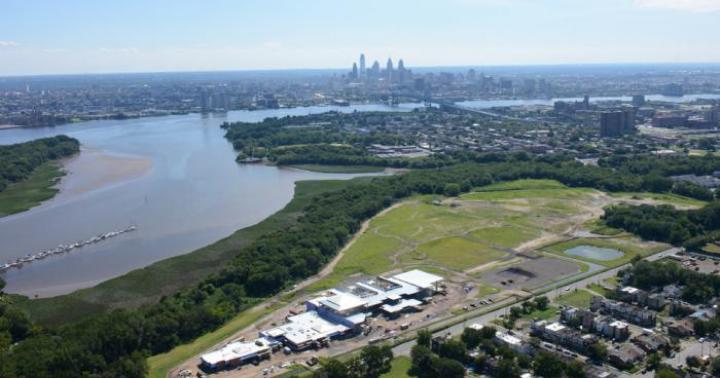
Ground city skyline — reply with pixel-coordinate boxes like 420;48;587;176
1;0;720;76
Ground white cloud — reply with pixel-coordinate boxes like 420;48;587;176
0;40;19;47
634;0;720;12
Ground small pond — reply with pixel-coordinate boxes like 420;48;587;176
564;245;624;261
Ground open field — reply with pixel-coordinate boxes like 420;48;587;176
308;179;605;292
607;192;707;209
556;289;594;308
16;178;373;326
0;162;64;218
543;237;668;268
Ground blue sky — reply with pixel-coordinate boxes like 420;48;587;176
0;0;719;76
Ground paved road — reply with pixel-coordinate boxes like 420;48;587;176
392;247;681;356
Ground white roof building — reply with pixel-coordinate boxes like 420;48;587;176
319;291;367;314
546;322;566;332
620;286;640;295
261;311;349;349
381;299;422;314
200;338;273;368
392;269;444;290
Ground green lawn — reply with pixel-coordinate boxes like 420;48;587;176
474;179;569;191
290;164;386;173
587;283;613;298
522;307;557;321
470;226;539;248
702;243;720;255
0;162;64;218
147;302;282;378
556;289;594;308
543;237;666;267
17;178;373;326
410;236;506;271
381;356;411;378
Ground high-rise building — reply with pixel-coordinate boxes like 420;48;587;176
397;59;406;82
371;60;380;78
359;54;366;76
600;108;635;137
600;111;624;137
200;88;211;113
386;58;394;81
351;63;358;80
632;94;646;107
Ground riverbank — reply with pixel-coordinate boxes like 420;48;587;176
0;162;65;218
289;164;387;174
14;177;375;326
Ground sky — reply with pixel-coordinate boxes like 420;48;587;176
0;0;719;76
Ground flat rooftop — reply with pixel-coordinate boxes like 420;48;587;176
392;269;443;290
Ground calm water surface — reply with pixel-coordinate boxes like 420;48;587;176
0;104;423;296
565;245;624;261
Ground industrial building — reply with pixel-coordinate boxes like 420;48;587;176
200;269;444;369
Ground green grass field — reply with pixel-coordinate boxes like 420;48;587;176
0;162;64;218
290;164;386;173
17;178;373;326
381;356;411;378
470;226;539;248
308;180;601;292
556;289;594;308
410;236;506;270
544;237;667;267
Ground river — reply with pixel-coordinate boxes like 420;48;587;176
0;103;423;297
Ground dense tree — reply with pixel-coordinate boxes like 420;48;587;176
434;357;465;378
532;352;565;378
417;329;432;348
0;135;79;192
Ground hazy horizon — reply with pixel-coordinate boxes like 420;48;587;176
2;0;720;76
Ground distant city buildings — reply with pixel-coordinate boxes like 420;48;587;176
348;53;412;84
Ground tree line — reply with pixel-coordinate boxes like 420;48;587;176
0;135;80;192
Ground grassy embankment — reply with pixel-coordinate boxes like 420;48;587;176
290;164;386;174
305;179;601;293
0;162;64;217
15;178;372;326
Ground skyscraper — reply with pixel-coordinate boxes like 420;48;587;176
397;59;406;82
386;58;394;81
359;54;366;76
371;60;380;78
351;63;358;80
